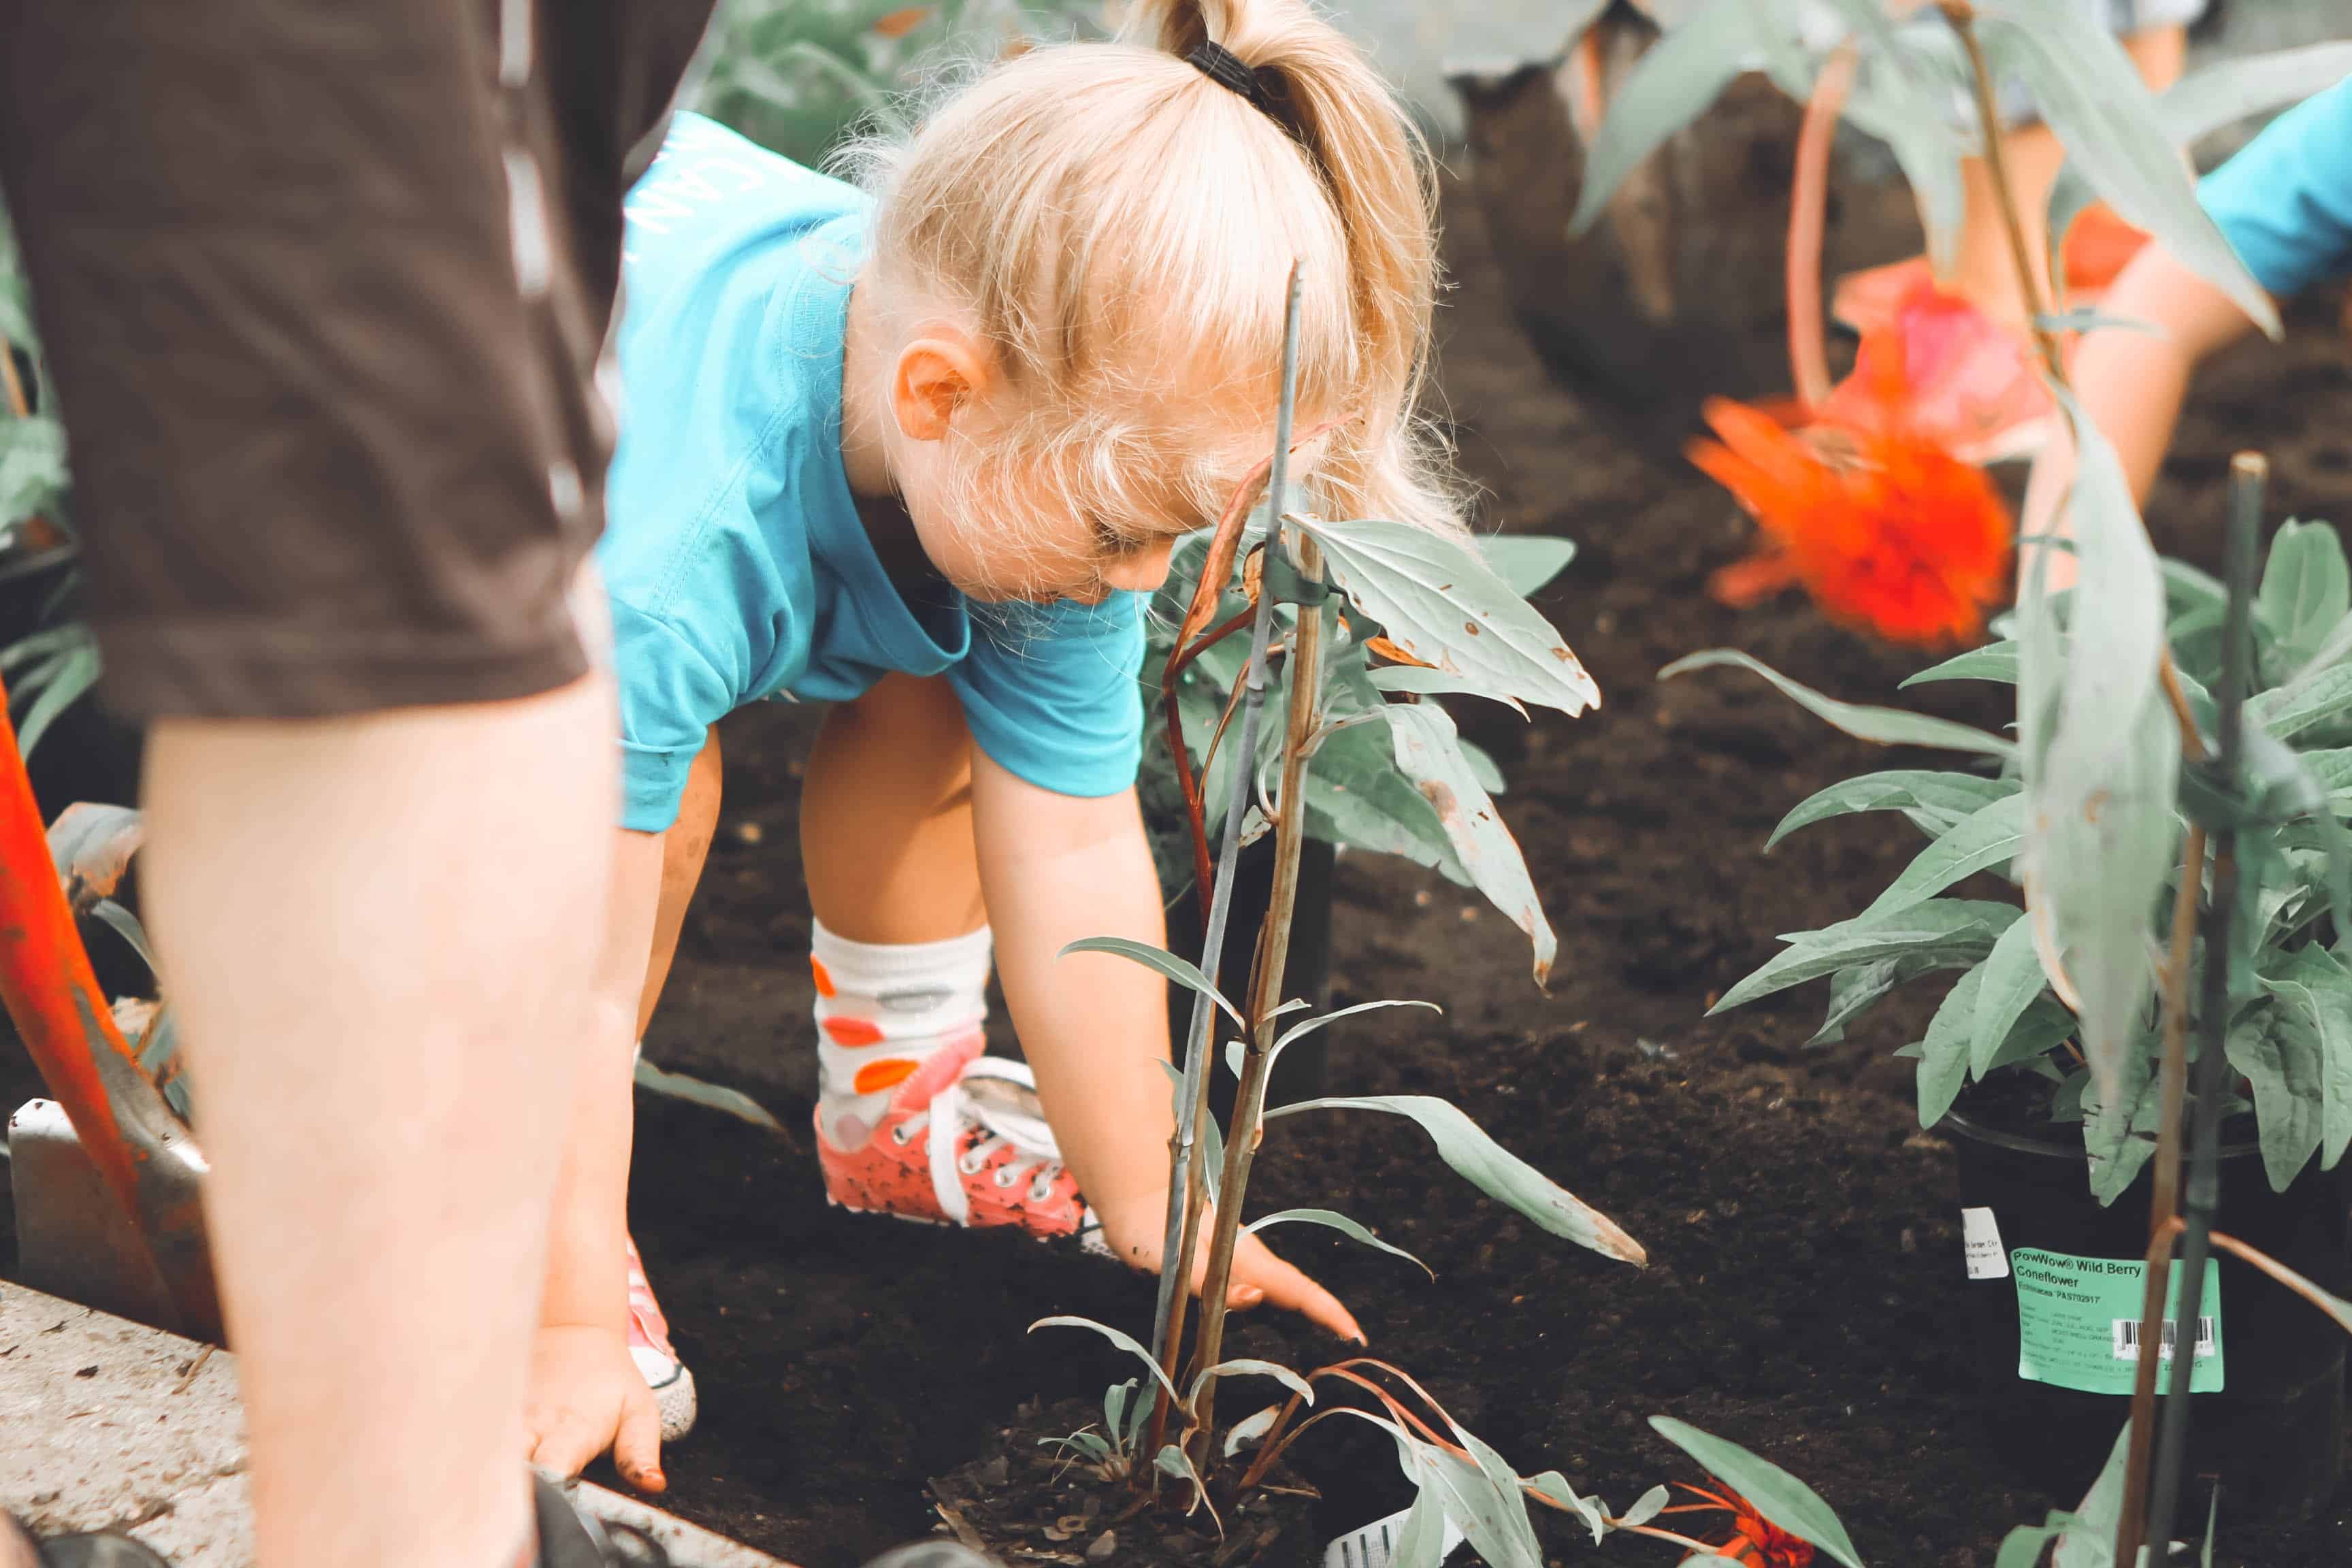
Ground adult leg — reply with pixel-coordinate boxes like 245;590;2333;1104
147;682;614;1568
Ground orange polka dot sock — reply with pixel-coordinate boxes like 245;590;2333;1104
811;919;994;1152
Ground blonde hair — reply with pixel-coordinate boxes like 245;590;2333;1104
846;0;1461;555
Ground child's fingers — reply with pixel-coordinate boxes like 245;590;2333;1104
527;1410;608;1483
612;1386;669;1494
1231;1238;1366;1345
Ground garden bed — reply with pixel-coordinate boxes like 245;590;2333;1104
7;176;2352;1567
616;175;2352;1568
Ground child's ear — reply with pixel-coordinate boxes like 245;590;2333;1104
890;331;993;443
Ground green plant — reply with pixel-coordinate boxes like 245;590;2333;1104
1687;519;2352;1205
0;199;99;757
1139;526;1580;978
1571;2;2352;1556
690;0;1100;165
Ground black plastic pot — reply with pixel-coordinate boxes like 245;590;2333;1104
1947;1101;2349;1520
1165;834;1335;1126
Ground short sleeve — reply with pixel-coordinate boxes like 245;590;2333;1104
2199;79;2352;301
611;600;740;832
949;593;1147;798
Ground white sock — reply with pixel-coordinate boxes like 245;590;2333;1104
811;919;992;1149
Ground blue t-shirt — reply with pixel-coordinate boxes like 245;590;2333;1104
602;114;1145;832
2200;77;2352;301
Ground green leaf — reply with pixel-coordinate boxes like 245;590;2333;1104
1712;900;2022;1015
1984;996;2082;1077
88;898;158;975
1224;1405;1280;1459
1621;1485;1670;1529
1902;640;2019;689
2084;1033;2161;1205
1246;1207;1434;1279
14;636;97;757
2253;662;2352;742
1661;651;2017;760
1566;0;1760;236
2261;945;2352;1169
2050;1421;2132;1568
1187;1358;1313;1407
1767;770;2016;850
2023;393;2177;1118
1060;936;1244;1028
1384;702;1556;986
632;1057;785;1134
1297;517;1599;717
1646;1418;1865;1568
1826;4;1969;271
1446;1425;1549;1568
1303;715;1464;875
1273;998;1439;1061
1810;956;1949;1047
1473;535;1577;598
1972;914;2050;1079
1916;966;1984;1130
1390;1484;1453;1568
0;416;67;526
1981;1;2278;337
1030;1316;1180;1404
2257;521;2351;686
1266;1094;1645;1264
1525;1471;1610;1546
1368;666;1527;715
1858;795;2025;921
2227;1001;2326;1192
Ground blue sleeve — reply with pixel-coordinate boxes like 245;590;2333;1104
949;593;1147;798
610;600;741;832
2199;78;2352;300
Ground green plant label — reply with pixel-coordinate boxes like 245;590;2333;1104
2011;1247;2223;1395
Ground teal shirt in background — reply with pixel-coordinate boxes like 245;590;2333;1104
601;113;1145;833
2200;77;2352;301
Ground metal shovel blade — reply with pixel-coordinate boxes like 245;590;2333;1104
8;1098;185;1330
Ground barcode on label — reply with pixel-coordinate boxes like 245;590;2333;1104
2111;1316;2217;1362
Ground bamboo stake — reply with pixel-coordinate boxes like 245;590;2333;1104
2146;453;2265;1555
1142;263;1307;1465
1186;523;1326;1467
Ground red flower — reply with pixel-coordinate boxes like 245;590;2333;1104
1663;1482;1815;1568
1689;307;2013;647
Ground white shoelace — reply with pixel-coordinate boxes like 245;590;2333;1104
888;1056;1068;1225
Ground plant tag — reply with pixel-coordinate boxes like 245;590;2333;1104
2011;1247;2223;1395
1322;1506;1464;1568
1960;1207;2009;1279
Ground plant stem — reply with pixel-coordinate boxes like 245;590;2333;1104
1187;527;1325;1468
2114;821;2206;1568
1785;44;1854;414
0;344;27;420
1943;3;2063;382
2209;1228;2352;1330
1145;264;1308;1469
2147;453;2265;1555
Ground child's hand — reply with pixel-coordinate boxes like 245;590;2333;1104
525;1324;667;1494
1096;1200;1366;1344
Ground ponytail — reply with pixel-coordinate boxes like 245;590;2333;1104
853;0;1462;547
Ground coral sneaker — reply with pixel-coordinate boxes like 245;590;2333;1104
624;1233;696;1444
817;1033;1107;1252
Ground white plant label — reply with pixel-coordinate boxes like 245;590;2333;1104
1961;1206;2010;1279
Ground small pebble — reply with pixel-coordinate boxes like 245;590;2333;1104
732;820;764;845
1086;1530;1118;1561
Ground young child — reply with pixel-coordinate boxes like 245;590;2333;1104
522;0;1457;1491
2022;74;2352;583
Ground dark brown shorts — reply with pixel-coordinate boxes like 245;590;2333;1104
0;0;714;718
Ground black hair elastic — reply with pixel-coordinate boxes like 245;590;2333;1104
1185;39;1289;130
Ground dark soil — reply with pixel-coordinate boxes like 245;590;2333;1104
614;169;2352;1568
7;170;2352;1568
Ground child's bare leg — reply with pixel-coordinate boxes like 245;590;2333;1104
640;729;725;1038
802;672;986;944
145;677;615;1568
1945;24;2188;325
